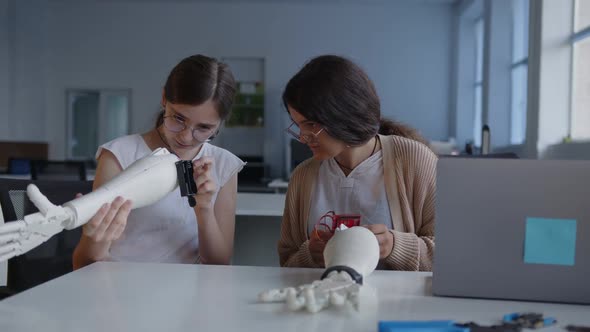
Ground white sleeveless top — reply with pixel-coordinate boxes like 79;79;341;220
95;134;245;263
307;150;393;235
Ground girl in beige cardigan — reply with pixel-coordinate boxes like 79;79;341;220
278;55;437;271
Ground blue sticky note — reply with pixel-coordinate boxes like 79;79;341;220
524;217;577;266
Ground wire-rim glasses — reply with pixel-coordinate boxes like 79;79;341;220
285;121;324;143
162;114;217;142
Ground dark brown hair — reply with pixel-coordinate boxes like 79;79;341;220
155;54;236;128
282;55;427;146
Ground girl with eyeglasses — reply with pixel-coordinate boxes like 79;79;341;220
73;55;244;269
279;55;437;271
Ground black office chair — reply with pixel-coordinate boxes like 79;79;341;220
6;158;31;175
290;139;313;172
0;179;92;299
30;160;87;181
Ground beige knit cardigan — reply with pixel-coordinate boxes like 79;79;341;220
277;134;437;271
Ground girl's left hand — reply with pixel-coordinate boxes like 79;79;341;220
363;224;394;259
192;156;218;210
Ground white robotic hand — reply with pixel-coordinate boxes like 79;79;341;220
258;226;380;313
258;269;361;313
0;148;180;261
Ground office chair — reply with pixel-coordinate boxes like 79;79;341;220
30;160;87;181
7;158;31;175
0;179;92;299
289;139;313;176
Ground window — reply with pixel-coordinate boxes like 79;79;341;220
575;0;590;31
571;0;590;140
66;89;131;159
510;0;529;144
474;18;484;147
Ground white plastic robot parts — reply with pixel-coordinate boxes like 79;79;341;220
0;148;180;262
258;226;380;313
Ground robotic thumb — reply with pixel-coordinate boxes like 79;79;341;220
27;184;58;216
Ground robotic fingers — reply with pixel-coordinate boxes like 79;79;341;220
259;226;380;313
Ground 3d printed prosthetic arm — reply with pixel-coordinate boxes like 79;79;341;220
258;226;380;313
0;148;181;262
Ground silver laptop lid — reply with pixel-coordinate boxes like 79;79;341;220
433;158;590;304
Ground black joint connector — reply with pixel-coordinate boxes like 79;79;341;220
176;160;198;207
321;265;363;285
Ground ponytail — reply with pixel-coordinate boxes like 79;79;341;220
378;118;429;146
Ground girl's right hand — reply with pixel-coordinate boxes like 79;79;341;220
309;229;333;267
78;194;133;243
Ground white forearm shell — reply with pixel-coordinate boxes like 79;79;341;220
63;148;180;229
323;227;380;278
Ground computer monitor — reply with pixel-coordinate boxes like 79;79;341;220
286;139;313;178
433;158;590;304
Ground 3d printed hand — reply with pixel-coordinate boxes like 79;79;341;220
0;148;180;261
259;269;363;313
258;226;380;313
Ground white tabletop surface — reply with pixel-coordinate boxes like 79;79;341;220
1;262;588;332
236;192;285;216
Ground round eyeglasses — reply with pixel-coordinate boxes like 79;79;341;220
162;115;217;142
285;121;324;143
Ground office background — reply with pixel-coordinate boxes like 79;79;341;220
0;0;589;286
1;0;589;177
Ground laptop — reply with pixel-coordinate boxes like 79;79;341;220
432;158;590;304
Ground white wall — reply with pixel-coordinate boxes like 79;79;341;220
0;0;47;142
41;0;453;177
0;1;453;177
0;0;11;141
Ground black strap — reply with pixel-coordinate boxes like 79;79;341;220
321;265;363;285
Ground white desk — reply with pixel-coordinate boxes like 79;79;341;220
234;193;284;266
236;192;285;216
267;178;289;193
1;262;588;332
